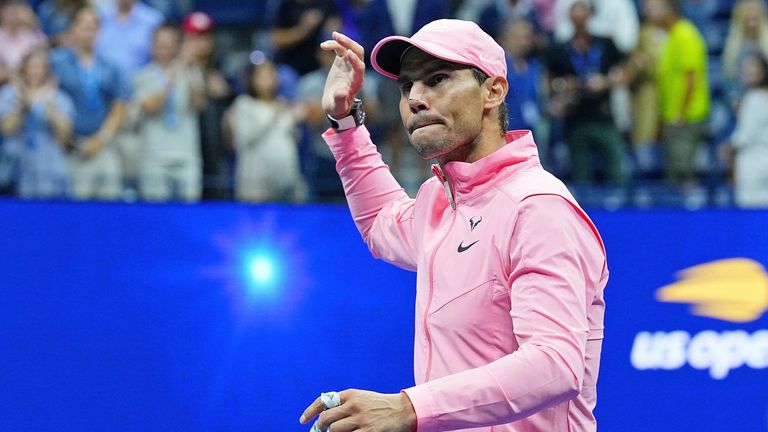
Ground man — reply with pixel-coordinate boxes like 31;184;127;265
645;0;710;190
181;11;233;200
300;19;608;431
50;6;129;200
95;0;163;190
133;23;205;202
545;0;627;185
502;18;543;135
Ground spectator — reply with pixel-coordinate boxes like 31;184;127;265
723;54;768;208
133;24;205;202
722;0;768;108
223;59;306;203
51;6;128;200
646;0;710;189
626;0;666;175
95;0;163;80
0;1;47;87
545;0;627;185
270;0;340;76
501;18;544;134
95;0;163;191
36;0;88;46
181;11;232;199
0;48;74;199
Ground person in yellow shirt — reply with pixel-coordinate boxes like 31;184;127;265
646;0;710;189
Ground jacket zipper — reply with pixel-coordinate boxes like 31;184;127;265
432;164;456;210
423;165;457;382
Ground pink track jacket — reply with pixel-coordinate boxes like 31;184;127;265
323;126;608;432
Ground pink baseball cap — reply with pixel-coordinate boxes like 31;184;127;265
371;19;506;80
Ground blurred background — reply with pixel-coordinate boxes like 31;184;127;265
0;0;767;431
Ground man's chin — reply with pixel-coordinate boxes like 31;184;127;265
410;136;452;161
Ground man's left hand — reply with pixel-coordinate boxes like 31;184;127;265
299;389;416;432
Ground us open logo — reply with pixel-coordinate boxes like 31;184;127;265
630;258;768;379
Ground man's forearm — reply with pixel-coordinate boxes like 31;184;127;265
100;100;127;139
323;125;416;269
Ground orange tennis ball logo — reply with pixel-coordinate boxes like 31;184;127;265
656;258;768;323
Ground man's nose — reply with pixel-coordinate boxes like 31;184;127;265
408;82;428;114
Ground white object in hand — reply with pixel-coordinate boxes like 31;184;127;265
310;392;342;432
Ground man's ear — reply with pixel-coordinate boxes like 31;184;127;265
484;76;508;110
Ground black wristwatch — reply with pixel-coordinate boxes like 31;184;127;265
327;97;365;131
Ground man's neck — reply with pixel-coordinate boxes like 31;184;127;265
662;15;680;30
118;4;133;17
74;45;95;61
436;130;506;166
572;31;591;52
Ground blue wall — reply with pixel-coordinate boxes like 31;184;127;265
1;200;766;431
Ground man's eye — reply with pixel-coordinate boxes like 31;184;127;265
400;82;412;94
428;74;446;86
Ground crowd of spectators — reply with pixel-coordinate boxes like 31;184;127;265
0;0;766;208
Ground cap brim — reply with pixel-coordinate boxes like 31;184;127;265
371;35;479;80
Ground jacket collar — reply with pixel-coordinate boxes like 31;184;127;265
431;130;540;208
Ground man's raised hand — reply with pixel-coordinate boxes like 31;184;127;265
320;32;366;119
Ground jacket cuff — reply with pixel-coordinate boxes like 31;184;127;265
402;385;440;432
321;125;371;159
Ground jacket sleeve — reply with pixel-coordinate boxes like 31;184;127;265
403;195;605;431
323;126;419;271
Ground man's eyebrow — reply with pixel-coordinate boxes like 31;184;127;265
397;61;461;85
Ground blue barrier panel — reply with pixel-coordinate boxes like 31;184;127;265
0;200;766;431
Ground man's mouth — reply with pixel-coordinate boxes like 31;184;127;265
409;119;444;133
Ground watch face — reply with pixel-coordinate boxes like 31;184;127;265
356;108;366;125
327;99;365;130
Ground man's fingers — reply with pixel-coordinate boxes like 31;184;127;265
316;405;351;431
332;32;364;60
320;40;347;58
299;397;324;424
348;49;365;77
324;416;358;432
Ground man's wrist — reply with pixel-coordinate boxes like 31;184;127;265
399;391;418;432
97;128;115;145
327;97;365;131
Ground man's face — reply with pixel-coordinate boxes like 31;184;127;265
643;0;667;25
185;33;214;60
118;0;136;9
502;20;534;56
152;28;179;65
397;48;485;161
70;9;99;48
569;2;591;27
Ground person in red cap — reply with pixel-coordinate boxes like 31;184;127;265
180;11;232;199
300;19;608;432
